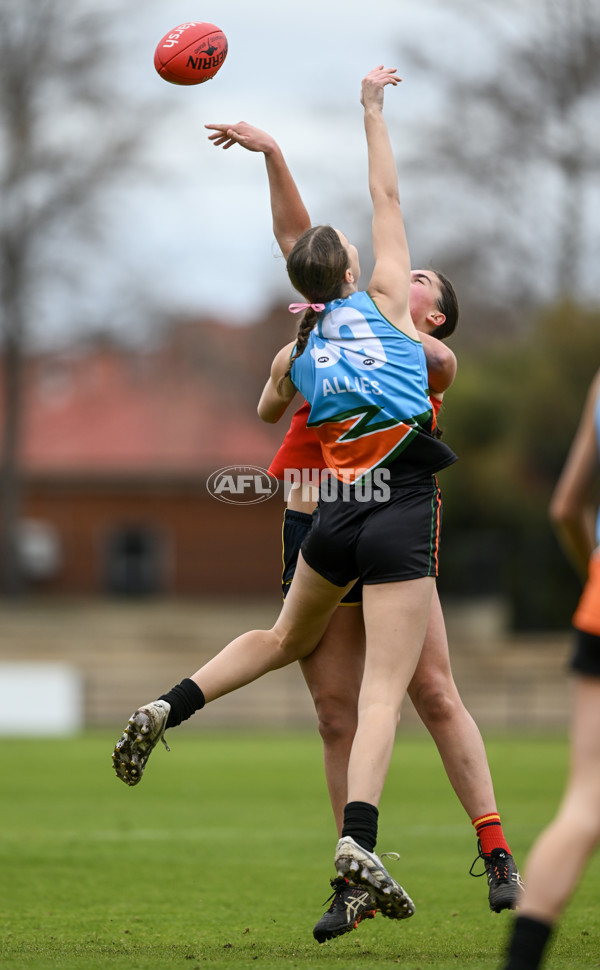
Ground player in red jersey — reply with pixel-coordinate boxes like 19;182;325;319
205;119;523;940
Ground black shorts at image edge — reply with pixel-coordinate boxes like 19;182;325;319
570;629;600;677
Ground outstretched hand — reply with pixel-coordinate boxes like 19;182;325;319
360;66;400;109
205;121;277;153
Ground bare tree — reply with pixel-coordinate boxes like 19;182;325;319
395;0;600;329
0;0;157;594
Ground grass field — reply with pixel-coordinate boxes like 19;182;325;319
1;728;598;969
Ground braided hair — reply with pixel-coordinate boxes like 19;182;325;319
287;225;349;364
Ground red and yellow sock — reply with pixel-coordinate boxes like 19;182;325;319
472;812;511;856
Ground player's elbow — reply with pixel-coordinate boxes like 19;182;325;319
371;187;401;210
259;410;280;425
257;402;280;424
549;494;576;528
428;361;456;395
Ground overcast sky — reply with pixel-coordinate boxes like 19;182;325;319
90;0;480;332
38;0;599;344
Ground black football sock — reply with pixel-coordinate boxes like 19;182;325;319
341;801;379;852
503;915;553;970
159;678;205;728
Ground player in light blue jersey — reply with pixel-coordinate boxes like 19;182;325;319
113;68;455;923
256;67;460;901
289;286;449;486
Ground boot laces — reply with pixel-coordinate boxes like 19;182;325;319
322;877;347;911
469;839;509;883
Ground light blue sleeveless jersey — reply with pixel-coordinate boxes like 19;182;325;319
289;291;449;483
291;291;431;424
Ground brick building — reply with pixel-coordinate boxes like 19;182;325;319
3;323;291;597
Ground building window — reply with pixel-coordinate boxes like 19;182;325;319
104;525;165;596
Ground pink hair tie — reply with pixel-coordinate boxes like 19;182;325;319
288;302;325;314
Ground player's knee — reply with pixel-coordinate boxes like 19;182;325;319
313;692;357;746
411;682;457;725
275;627;316;662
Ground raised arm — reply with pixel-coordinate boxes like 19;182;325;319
361;68;414;338
549;369;600;579
205;122;311;257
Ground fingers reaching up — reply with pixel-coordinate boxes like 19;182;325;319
360;66;401;109
205;121;277;153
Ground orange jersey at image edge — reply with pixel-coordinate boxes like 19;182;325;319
573;551;600;637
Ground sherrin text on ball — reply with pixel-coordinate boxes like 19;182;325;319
154;21;228;86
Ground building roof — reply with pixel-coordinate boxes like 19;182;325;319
5;331;286;476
